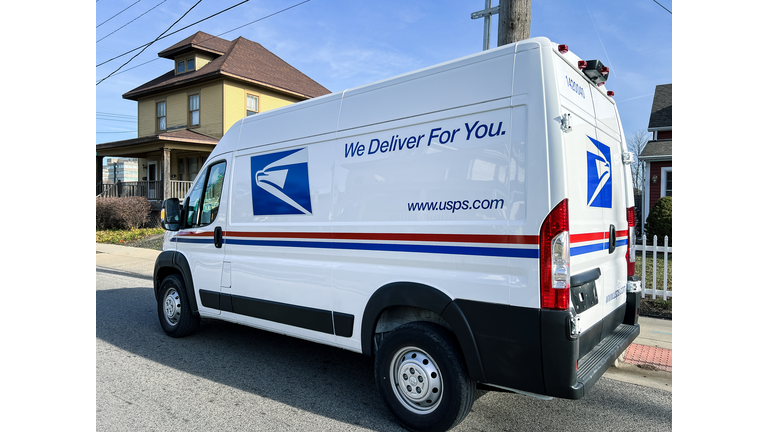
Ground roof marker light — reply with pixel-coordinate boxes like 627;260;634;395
607;91;614;97
558;44;569;54
578;61;587;70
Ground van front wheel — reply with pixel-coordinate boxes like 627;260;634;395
374;322;475;432
157;274;200;338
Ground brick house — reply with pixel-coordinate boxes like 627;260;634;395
96;31;331;205
639;83;671;231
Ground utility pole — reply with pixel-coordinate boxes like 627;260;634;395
497;0;531;46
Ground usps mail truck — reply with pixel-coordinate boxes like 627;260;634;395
155;37;641;432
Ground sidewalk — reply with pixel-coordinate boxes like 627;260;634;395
96;243;671;391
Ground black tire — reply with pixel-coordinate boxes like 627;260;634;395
157;274;200;338
375;322;475;432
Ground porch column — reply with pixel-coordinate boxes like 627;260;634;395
162;148;171;201
96;155;102;194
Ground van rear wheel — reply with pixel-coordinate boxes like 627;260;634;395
374;322;475;432
157;274;200;338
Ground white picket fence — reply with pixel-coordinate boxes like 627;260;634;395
637;235;672;300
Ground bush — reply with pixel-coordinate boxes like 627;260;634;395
644;196;672;245
96;197;151;230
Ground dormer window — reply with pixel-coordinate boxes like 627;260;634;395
176;58;196;74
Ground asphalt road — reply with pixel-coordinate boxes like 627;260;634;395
97;268;672;432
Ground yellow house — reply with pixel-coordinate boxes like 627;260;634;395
96;31;330;203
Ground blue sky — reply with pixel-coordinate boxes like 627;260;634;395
95;0;672;145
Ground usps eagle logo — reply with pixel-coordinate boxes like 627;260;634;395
586;136;612;208
251;148;313;215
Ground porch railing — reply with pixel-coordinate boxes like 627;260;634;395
96;180;193;201
169;180;193;200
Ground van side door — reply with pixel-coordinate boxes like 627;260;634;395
173;156;230;317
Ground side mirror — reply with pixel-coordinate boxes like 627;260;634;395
161;198;181;231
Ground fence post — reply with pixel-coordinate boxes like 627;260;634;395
663;236;669;301
641;234;647;298
652;235;658;299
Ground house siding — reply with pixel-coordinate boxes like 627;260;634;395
222;80;301;134
138;99;156;137
166;93;187;129
200;83;223;138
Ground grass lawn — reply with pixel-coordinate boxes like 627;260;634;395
96;227;164;245
634;251;672;317
635;251;672;292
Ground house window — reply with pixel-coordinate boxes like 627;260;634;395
189;94;200;127
157;101;166;131
247;94;258;116
662;168;672;197
177;61;185;73
186;58;195;72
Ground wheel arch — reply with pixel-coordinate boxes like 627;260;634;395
154;251;199;316
360;282;486;383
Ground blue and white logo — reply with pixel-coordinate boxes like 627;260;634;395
586;136;612;208
251;148;312;215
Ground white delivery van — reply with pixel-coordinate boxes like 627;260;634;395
155;37;641;432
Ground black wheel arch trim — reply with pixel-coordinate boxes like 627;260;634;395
360;281;487;383
154;251;199;316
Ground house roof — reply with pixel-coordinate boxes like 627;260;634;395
647;84;672;131
96;129;219;156
639;139;672;161
123;32;331;101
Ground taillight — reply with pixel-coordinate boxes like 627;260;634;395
540;199;570;310
626;207;636;276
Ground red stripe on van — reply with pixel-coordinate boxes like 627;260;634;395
223;231;539;245
571;230;629;244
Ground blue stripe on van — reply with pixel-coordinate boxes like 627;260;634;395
571;239;628;256
223;238;540;259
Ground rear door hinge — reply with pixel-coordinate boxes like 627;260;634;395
560;113;572;133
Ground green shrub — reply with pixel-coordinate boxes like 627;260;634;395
644;196;672;245
96;197;151;230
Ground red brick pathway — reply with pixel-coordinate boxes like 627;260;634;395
623;343;672;372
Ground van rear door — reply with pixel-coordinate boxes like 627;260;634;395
554;54;628;350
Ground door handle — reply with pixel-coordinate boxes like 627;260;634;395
608;225;616;254
214;226;223;248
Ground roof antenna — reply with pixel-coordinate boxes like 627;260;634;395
582;0;616;79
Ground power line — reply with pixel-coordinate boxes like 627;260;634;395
216;0;310;38
97;0;252;68
97;0;168;43
97;0;204;86
97;111;138;118
97;0;312;82
98;0;310;78
652;0;672;14
97;0;142;28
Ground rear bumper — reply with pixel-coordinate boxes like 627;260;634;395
544;318;639;399
453;293;640;400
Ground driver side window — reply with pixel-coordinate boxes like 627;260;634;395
184;160;227;228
